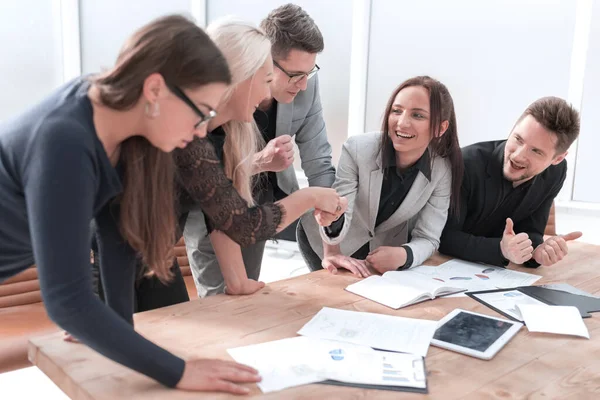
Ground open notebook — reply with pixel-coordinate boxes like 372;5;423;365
346;270;466;309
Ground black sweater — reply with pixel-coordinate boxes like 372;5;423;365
0;78;185;387
0;76;287;387
439;140;566;267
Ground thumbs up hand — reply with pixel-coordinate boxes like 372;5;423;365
500;218;534;264
533;231;583;266
504;217;515;237
561;231;583;241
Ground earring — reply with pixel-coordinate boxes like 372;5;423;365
145;102;160;118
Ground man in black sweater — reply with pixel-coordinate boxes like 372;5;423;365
440;96;581;268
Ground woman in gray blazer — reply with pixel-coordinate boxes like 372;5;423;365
298;76;463;276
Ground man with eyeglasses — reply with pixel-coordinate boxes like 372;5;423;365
184;4;336;297
252;4;333;216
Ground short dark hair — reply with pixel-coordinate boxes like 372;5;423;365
260;3;324;60
517;96;580;154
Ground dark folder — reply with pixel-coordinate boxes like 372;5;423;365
518;286;600;318
320;380;428;394
319;356;428;393
468;286;600;320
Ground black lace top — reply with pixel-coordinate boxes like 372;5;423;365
174;137;284;247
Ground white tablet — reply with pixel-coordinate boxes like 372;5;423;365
431;309;523;360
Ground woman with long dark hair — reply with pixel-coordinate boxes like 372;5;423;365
298;76;463;275
0;15;262;393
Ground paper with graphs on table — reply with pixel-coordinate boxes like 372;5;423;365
228;337;325;392
297;307;437;357
409;259;541;296
227;336;426;393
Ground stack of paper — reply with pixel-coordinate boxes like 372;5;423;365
469;289;547;321
228;337;426;393
516;304;590;339
227;307;437;393
296;307;438;357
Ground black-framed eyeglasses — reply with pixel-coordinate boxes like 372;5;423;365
166;83;217;129
273;61;320;84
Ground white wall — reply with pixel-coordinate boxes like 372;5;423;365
364;0;577;148
79;0;192;74
207;0;352;165
1;0;599;206
0;1;63;122
573;0;600;203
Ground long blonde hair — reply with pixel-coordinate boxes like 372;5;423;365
207;17;271;205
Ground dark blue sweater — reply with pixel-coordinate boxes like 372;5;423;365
0;78;184;387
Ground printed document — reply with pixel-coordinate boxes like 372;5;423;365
516;304;590;339
297;307;437;357
410;259;541;296
228;336;426;393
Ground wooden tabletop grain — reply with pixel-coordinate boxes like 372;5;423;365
29;241;600;399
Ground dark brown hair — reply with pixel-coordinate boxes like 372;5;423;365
91;15;231;281
516;96;580;154
380;76;463;217
260;3;324;60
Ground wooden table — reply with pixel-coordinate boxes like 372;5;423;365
29;241;600;399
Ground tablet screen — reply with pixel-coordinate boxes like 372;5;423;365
433;311;513;352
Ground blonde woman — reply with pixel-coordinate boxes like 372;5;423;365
179;17;344;297
116;18;343;309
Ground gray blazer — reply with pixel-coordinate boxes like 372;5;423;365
302;132;452;267
275;75;336;192
184;75;335;296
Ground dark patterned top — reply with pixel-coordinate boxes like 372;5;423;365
173;137;284;247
